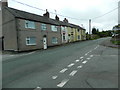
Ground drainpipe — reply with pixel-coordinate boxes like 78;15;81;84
15;18;19;52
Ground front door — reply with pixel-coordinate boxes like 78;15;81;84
43;37;47;49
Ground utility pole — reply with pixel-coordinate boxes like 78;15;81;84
89;19;91;39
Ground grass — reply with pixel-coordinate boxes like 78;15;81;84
111;40;120;45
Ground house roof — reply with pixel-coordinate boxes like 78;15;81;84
5;6;85;30
5;7;60;26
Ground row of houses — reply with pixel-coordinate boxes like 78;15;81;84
1;0;86;51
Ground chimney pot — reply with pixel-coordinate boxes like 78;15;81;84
1;0;8;7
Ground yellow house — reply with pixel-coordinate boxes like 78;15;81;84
81;29;86;40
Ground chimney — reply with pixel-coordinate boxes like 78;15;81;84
63;18;68;23
55;15;59;21
1;0;8;7
43;9;50;18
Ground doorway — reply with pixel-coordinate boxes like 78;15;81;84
43;37;47;50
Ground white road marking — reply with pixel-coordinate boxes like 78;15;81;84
57;79;69;87
60;68;68;73
86;58;91;60
90;55;93;57
52;76;58;79
82;60;87;64
75;59;80;62
34;86;42;90
77;65;82;69
10;55;15;57
81;59;84;61
80;57;84;59
68;63;75;67
69;70;78;76
85;53;88;56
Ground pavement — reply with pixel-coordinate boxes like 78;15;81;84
2;37;118;89
100;37;120;48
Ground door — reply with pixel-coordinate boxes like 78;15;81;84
43;37;47;49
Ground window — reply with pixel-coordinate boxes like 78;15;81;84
52;37;58;44
25;20;35;29
51;25;58;31
26;37;36;45
61;26;65;31
63;33;66;41
78;35;80;39
41;23;47;30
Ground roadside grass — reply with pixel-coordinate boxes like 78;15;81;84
111;40;120;45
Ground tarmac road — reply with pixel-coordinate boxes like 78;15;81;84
2;37;118;89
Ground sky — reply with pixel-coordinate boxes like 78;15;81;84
5;0;120;32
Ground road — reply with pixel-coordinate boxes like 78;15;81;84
2;38;118;89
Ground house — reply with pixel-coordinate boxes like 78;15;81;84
1;1;62;51
1;0;86;52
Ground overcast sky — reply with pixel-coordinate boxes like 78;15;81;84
7;0;120;32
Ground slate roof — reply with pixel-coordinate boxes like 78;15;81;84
5;6;85;30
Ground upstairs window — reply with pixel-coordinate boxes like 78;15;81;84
41;23;47;30
25;20;35;29
51;25;58;31
26;37;36;45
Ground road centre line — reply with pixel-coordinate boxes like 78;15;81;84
81;59;84;61
80;57;84;59
69;70;78;76
34;86;42;90
68;63;75;68
60;68;68;73
82;60;87;64
75;59;80;62
52;76;58;80
57;79;69;87
77;65;82;69
90;55;93;57
86;58;91;60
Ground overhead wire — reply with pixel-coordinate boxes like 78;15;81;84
11;0;88;21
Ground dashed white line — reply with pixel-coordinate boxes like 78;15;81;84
68;63;75;68
75;59;80;62
82;60;87;64
80;57;84;59
86;58;91;60
90;55;93;57
69;70;78;76
52;76;58;80
77;65;82;69
60;68;68;73
34;86;42;90
57;79;69;87
81;59;84;61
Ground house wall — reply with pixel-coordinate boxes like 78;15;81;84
61;26;68;43
2;7;18;51
76;29;81;41
17;19;62;51
81;30;86;40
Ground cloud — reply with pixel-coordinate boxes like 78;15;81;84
8;0;119;32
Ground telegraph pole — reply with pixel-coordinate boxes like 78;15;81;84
89;19;91;39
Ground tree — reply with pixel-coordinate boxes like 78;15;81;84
92;27;97;34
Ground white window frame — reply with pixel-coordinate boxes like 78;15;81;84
25;20;35;29
41;23;47;30
26;37;36;45
51;25;58;31
52;37;58;44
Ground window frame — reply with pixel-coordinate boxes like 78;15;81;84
25;20;36;29
26;37;36;46
51;25;58;32
52;37;58;44
41;23;47;30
